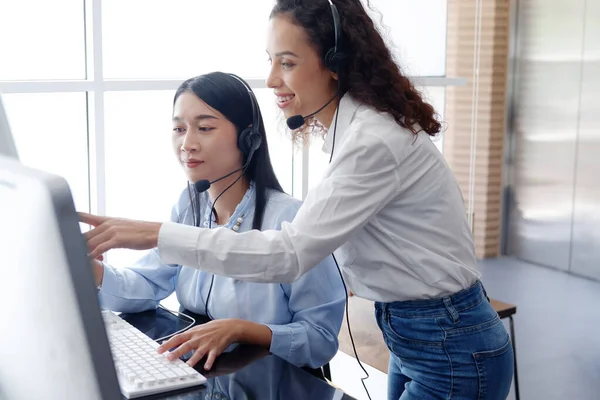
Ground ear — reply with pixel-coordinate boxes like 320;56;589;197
331;71;339;81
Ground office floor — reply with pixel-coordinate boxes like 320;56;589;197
337;257;600;400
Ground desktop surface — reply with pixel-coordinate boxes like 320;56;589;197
115;307;356;400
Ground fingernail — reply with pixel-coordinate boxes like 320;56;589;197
204;364;211;370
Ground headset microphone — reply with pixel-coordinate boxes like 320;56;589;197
285;88;340;130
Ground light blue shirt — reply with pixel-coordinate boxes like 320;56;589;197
98;183;346;368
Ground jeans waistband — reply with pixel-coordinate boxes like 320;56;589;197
375;280;488;318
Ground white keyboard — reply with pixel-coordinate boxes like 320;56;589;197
102;310;206;399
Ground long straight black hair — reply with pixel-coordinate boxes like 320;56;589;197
174;72;284;230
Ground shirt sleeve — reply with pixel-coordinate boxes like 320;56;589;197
98;249;180;313
158;131;401;283
99;202;183;312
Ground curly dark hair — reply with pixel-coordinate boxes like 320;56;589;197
270;0;441;138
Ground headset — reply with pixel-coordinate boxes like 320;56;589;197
324;0;349;75
228;73;263;166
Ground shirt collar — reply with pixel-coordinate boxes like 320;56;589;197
322;94;362;154
202;181;255;228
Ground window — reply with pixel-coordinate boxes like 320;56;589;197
102;0;274;79
366;0;447;76
2;93;90;211
0;0;85;81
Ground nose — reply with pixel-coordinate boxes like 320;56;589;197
180;131;199;153
266;64;281;89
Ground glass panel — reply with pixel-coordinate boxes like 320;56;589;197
2;93;90;211
365;0;447;76
0;0;85;80
102;0;274;79
103;89;294;265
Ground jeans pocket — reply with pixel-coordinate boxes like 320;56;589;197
385;312;444;347
473;338;514;400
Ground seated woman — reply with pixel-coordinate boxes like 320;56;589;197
93;72;345;371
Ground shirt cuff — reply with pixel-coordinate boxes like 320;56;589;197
99;263;122;297
265;324;294;362
157;221;199;267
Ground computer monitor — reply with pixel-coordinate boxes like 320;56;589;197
0;93;19;159
0;155;121;400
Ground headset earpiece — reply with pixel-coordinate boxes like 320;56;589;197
324;0;348;74
324;49;349;74
238;126;261;166
228;73;262;165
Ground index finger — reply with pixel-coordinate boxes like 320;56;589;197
79;212;108;227
157;332;189;354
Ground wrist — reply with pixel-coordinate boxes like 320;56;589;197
231;319;249;343
231;319;272;349
149;222;162;248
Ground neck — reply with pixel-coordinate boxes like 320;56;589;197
315;95;340;130
207;174;249;225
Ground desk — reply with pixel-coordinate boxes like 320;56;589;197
118;307;356;400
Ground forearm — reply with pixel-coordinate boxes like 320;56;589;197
233;320;273;349
97;251;177;313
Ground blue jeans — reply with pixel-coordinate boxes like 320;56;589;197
375;281;514;400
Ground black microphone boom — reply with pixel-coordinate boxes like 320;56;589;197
193;166;243;193
286;88;340;130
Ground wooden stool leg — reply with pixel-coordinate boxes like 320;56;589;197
510;316;520;400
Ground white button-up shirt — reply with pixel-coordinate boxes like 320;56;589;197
159;95;481;302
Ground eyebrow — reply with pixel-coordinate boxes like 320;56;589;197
273;50;300;58
172;114;218;122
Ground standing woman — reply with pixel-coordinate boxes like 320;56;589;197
83;0;514;398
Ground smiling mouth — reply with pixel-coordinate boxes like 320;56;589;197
276;94;295;108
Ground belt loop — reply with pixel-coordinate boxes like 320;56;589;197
380;302;389;325
442;297;460;323
480;281;491;302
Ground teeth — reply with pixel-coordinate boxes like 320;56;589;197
277;94;295;103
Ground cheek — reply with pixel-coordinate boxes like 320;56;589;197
207;137;241;166
172;137;182;157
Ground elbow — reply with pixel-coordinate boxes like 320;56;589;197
304;323;341;369
266;252;304;284
308;335;339;369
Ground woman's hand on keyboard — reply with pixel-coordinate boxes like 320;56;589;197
156;319;272;371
